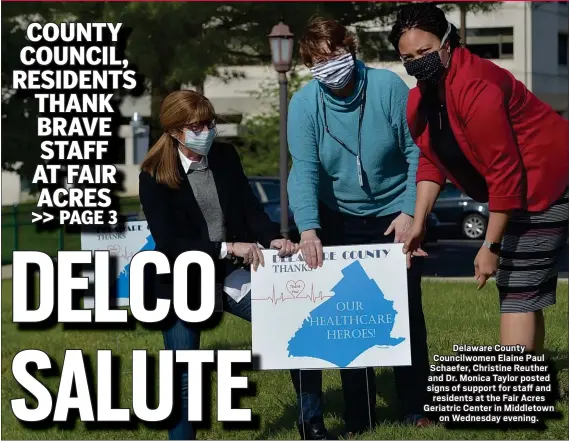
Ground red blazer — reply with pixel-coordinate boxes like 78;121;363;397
407;47;569;212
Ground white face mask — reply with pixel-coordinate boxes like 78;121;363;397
309;53;355;89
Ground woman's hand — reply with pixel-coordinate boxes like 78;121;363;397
229;242;265;271
384;213;413;243
299;229;323;269
473;211;509;289
270;238;298;257
401;222;429;269
474;246;499;289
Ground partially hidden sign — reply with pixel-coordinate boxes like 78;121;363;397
251;244;411;370
81;221;155;308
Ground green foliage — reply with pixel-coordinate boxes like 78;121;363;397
2;5;51;179
234;2;504;178
435;2;502;44
433;2;500;14
238;72;310;177
1;2;405;173
1;1;500;176
452;2;500;14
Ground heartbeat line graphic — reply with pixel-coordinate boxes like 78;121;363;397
253;283;333;305
107;245;137;262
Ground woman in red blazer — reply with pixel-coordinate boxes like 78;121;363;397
389;3;569;353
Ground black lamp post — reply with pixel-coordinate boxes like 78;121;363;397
268;20;294;239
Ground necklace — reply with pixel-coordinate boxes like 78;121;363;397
320;89;367;187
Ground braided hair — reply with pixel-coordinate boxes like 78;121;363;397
388;3;461;54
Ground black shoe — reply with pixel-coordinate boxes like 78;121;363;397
297;419;336;440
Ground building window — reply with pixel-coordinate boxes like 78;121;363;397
559;33;568;66
362;27;515;63
468;44;500;59
465;27;514;60
466;27;514;37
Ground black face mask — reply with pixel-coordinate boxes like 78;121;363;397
404;51;446;84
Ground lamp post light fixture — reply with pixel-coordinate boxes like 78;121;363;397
268;20;294;239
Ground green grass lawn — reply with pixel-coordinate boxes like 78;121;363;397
1;279;568;440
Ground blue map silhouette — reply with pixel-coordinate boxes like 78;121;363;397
113;235;155;299
287;260;404;367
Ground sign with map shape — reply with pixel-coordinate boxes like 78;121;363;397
251;243;411;370
81;220;155;308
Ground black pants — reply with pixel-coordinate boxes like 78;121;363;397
290;204;429;432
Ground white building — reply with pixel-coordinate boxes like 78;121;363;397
121;2;568;135
366;1;568;114
208;3;565;113
7;2;569;203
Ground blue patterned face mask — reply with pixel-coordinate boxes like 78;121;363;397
310;53;355;89
181;126;217;155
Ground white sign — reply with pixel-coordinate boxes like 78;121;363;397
81;221;155;307
251;243;411;370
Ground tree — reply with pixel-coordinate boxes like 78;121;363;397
435;3;501;45
3;2;406;161
238;72;310;176
237;2;502;177
2;1;497;176
1;3;59;180
101;2;410;143
457;3;500;45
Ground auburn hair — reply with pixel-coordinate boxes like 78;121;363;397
299;16;358;67
140;90;216;189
